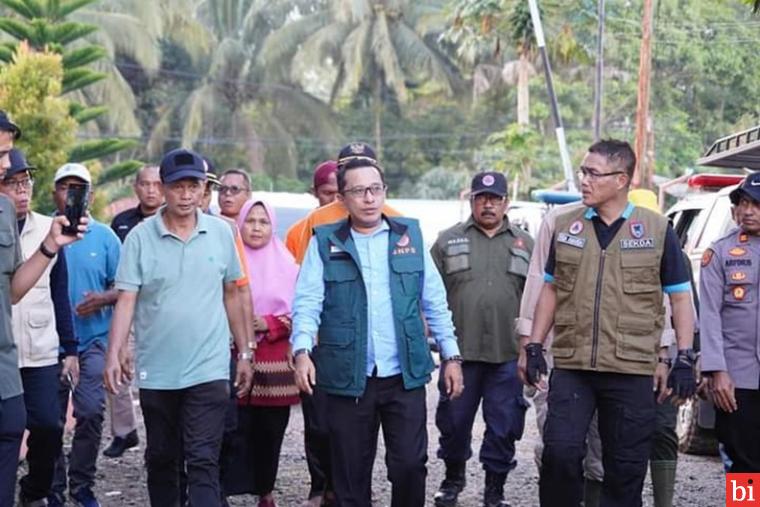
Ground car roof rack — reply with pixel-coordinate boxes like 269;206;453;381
697;125;760;169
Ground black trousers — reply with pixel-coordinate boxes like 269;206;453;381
716;388;760;472
221;405;290;496
140;380;229;507
19;364;64;501
327;375;427;507
539;369;655;507
302;386;333;498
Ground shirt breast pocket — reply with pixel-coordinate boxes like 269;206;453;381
443;243;471;277
0;230;16;277
507;247;530;278
724;268;757;305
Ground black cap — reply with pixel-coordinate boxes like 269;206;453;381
471;171;507;197
337;142;382;171
159;148;208;184
0;110;21;140
729;171;760;205
3;149;34;179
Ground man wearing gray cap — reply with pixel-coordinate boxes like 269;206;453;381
431;172;533;507
104;148;253;507
700;172;760;472
49;163;121;507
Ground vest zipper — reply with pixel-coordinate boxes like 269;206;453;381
591;249;606;368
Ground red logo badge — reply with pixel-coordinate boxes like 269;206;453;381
569;220;584;235
740;233;749;243
701;249;714;267
396;234;410;247
733;286;747;301
629;221;645;239
726;473;760;506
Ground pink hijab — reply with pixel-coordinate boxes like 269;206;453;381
236;200;299;321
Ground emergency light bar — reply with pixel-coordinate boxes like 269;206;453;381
531;190;582;205
687;173;744;190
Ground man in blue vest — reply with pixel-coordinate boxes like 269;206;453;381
292;142;464;507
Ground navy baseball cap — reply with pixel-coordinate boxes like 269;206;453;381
471;171;507;197
0;110;21;140
159;148;208;184
337;142;382;171
730;172;760;205
3;149;34;179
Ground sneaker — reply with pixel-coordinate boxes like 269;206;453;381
103;429;139;458
71;487;101;507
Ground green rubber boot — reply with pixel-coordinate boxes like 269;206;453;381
582;478;602;507
651;460;677;507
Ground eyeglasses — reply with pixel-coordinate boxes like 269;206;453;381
1;177;33;191
343;183;387;199
218;185;249;196
472;193;506;204
577;166;625;180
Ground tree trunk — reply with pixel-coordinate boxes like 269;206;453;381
373;78;383;159
633;0;654;189
517;51;530;126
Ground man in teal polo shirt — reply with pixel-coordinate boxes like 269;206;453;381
292;142;464;507
104;148;252;507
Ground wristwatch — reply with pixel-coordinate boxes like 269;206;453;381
657;357;672;367
293;348;310;359
237;349;253;361
445;355;464;364
39;241;57;259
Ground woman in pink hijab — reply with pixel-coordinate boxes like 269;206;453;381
221;199;300;507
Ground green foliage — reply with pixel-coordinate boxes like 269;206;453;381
0;44;77;213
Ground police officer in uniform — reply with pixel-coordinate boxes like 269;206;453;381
521;139;697;507
292;143;464;507
431;171;533;507
701;172;760;472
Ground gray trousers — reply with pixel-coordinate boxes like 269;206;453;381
52;341;106;495
108;332;136;438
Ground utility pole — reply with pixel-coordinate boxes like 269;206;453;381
633;0;654;189
593;0;605;140
527;0;577;192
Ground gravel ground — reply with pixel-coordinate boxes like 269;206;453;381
25;381;726;506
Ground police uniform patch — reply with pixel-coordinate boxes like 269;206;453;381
514;237;525;249
482;174;495;186
731;271;747;282
729;247;747;257
569;220;584;235
701;249;714;267
733;286;746;301
629;221;645;239
740;233;749;243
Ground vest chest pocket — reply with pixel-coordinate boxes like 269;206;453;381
323;261;361;315
724;268;757;305
391;256;424;296
443;243;471;277
507;247;530;278
621;252;660;293
553;245;582;293
616;314;657;363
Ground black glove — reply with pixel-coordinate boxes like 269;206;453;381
524;343;547;386
667;349;697;399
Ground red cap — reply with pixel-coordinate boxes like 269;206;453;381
313;160;338;189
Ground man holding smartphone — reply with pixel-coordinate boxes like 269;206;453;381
0;149;80;506
49;163;121;507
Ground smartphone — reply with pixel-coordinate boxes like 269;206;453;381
62;184;89;235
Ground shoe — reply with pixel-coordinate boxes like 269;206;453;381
103;429;138;458
19;494;48;507
71;487;101;507
434;461;466;507
483;471;510;507
47;493;65;507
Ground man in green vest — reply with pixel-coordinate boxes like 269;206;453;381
521;139;697;507
291;142;464;507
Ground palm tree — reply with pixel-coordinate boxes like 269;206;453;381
257;0;461;157
146;0;340;178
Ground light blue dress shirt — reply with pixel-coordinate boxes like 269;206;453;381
292;220;460;377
